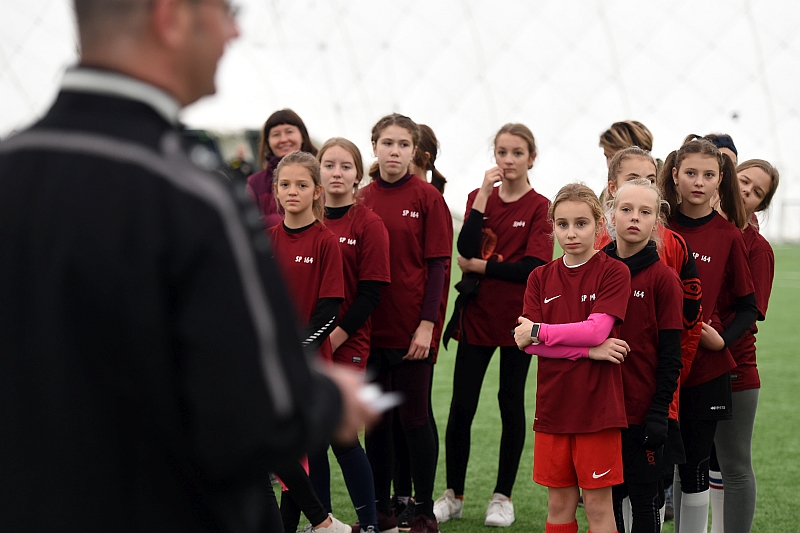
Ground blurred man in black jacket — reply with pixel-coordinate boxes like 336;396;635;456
0;1;373;531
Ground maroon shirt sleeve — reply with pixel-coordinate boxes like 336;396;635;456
592;258;631;323
522;268;544;322
358;216;392;283
524;194;554;263
750;233;774;320
727;229;756;300
423;191;453;259
318;231;345;300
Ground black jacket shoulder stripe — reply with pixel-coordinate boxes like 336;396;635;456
0;129;293;416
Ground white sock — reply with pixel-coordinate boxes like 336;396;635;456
659;504;665;531
709;470;724;533
679;490;709;533
622;496;632;533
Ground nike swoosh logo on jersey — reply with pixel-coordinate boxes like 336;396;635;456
544;295;561;304
592;469;611;479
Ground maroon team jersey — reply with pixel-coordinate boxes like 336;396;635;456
455;187;553;347
618;261;683;425
523;252;630;434
361;176;453;349
669;213;754;388
324;204;391;365
718;225;774;392
268;222;345;360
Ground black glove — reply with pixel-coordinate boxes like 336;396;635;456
642;413;668;449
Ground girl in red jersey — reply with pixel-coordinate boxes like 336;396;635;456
360;114;452;533
602;179;683;533
306;137;391;533
267;151;348;533
391;124;451;529
514;183;631;533
247;109;317;228
657;137;757;533
434;123;552;527
708;159;779;533
600;149;703;507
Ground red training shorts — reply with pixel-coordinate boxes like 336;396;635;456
533;428;623;489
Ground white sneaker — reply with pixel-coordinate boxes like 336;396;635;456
484;493;514;527
314;515;350;533
433;489;463;523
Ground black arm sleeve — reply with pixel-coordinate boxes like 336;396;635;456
302;297;344;352
485;256;547;283
720;293;758;347
457;208;484;258
648;329;682;417
336;280;386;337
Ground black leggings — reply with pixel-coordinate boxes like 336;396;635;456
365;350;437;518
274;461;329;533
677;417;718;493
393;363;439;498
444;343;532;497
613;481;664;533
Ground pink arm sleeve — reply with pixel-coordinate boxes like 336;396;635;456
524;343;588;360
539;313;616;347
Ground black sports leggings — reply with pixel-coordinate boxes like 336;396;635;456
365;351;437;517
677;417;717;493
444;343;532;497
274;461;329;533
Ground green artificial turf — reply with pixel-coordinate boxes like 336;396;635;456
319;244;800;532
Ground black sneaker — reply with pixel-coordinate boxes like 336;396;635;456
396;498;415;530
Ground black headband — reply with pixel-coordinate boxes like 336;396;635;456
709;136;738;156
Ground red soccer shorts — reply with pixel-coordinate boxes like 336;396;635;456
533;428;624;489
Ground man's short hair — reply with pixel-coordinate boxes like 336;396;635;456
73;0;149;46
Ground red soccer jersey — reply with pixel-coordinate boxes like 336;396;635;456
719;224;774;392
268;222;345;360
669;213;754;388
523;252;630;434
617;260;683;425
360;176;453;349
597;224;702;419
324;204;391;367
455;187;553;347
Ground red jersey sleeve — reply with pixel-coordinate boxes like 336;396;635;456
358;216;391;283
727;230;755;299
423;192;453;259
524;195;554;263
592;259;631;322
522;267;544;323
750;236;774;320
464;190;476;218
318;232;345;300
